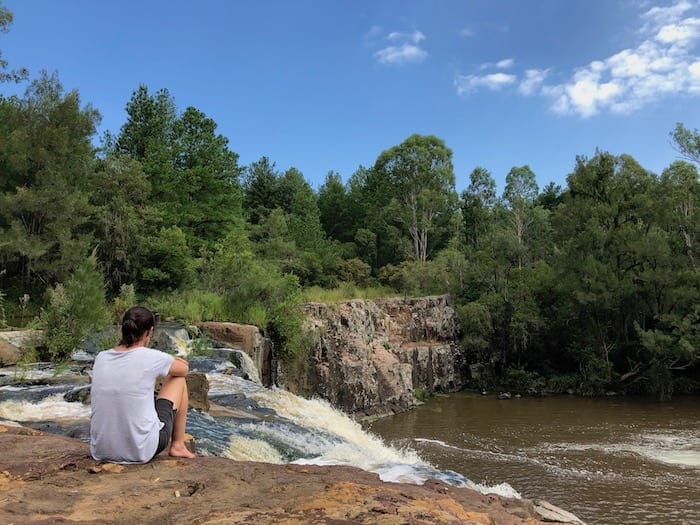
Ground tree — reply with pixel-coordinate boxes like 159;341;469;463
0;72;99;290
373;134;457;262
92;155;156;293
114;87;242;255
461;167;496;250
503;165;538;269
0;2;28;83
170;106;242;253
243;156;280;224
318;171;356;243
671;122;700;164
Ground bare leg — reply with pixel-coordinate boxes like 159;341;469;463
157;376;196;458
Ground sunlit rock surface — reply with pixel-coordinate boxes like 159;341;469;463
303;295;466;418
0;424;580;525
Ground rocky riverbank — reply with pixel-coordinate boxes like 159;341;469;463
0;423;584;524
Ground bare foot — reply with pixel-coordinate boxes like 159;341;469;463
169;441;196;459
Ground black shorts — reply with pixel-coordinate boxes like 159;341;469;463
153;398;176;458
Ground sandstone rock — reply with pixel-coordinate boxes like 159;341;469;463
0;423;579;525
198;322;272;386
185;371;210;412
0;329;42;350
0;339;21;366
300;295;466;418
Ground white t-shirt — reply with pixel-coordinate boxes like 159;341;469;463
90;346;174;463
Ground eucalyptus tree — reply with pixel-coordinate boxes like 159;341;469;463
373;134;457;263
0;2;27;83
671;122;700;164
503;165;539;270
461;166;497;250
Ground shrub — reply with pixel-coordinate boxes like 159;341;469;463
109;283;136;323
39;255;110;361
147;290;225;323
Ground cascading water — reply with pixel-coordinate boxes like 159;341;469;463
0;354;520;499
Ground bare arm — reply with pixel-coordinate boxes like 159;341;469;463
168;357;189;377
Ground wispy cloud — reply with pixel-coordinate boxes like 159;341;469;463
455;0;700;118
372;30;428;65
519;69;549;95
455;72;517;95
459;27;474;38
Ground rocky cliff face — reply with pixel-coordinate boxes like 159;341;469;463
302;295;465;418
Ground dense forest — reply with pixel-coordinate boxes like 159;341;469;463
0;4;698;398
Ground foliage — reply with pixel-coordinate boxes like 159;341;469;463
0;58;697;398
38;255;109;361
109;283;136;324
0;3;28;83
0;72;100;291
188;336;213;357
502;367;546;395
146;289;225;323
301;283;397;303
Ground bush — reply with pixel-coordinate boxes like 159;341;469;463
109;283;136;323
502;367;545;395
147;289;225;323
39;255;110;361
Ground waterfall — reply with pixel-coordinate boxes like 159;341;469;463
0;359;519;498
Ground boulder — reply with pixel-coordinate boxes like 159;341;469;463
0;339;21;366
185;372;210;412
197;322;272;386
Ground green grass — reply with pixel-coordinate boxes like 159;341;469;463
146;290;226;323
302;283;398;303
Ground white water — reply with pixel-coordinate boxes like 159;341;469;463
0;392;90;421
0;365;520;499
538;429;700;469
201;373;519;496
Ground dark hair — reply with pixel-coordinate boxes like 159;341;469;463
120;306;156;347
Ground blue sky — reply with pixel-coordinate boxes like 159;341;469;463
2;0;700;194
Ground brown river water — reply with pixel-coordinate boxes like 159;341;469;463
367;393;700;525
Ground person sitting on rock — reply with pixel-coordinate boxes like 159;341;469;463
90;306;196;463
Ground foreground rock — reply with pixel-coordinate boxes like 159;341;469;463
0;424;581;525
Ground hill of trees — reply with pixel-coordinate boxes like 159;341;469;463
0;3;697;398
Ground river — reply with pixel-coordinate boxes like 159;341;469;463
367;392;700;525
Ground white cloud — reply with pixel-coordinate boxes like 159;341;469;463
642;0;693;28
372;29;428;65
455;72;516;95
387;30;425;44
460;27;474;38
496;58;515;69
519;69;548;95
479;58;515;70
543;0;700;117
455;0;700;118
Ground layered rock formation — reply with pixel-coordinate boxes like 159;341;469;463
197;321;273;386
303;295;465;418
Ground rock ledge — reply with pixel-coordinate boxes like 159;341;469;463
0;424;584;524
